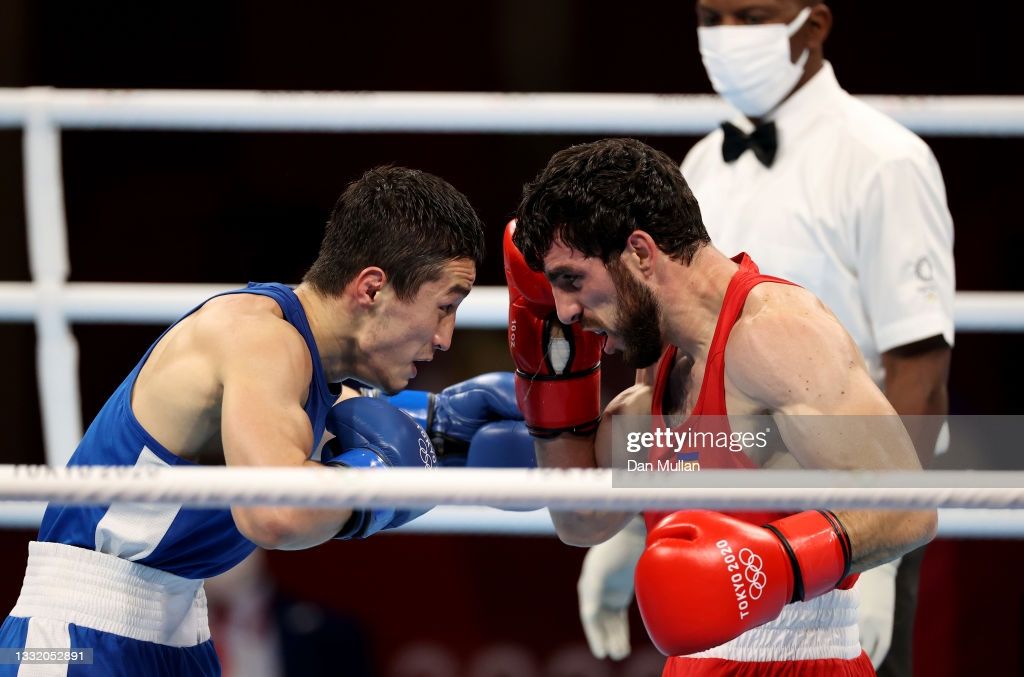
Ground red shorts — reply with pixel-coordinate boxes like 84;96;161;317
660;588;870;676
663;651;875;676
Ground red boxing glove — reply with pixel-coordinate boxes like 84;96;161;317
503;220;605;437
635;509;854;656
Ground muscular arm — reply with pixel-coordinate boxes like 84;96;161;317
882;335;951;467
218;316;354;551
727;289;937;571
536;380;651;547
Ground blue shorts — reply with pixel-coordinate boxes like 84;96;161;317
1;542;220;677
0;616;219;676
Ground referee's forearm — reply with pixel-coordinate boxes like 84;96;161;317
883;343;950;466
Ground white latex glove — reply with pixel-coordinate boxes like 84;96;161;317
856;557;900;668
577;515;647;660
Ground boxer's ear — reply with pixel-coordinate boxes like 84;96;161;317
625;230;658;278
351;267;386;306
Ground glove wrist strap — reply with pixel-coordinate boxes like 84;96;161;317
766;510;852;603
514;368;601;438
325;449;395;539
333;507;396;540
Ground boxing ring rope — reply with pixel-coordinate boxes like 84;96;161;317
2;87;1022;537
0;283;1020;331
0;467;1022;538
6;466;1024;509
2;88;1024;135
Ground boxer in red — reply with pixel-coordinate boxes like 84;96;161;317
504;138;935;676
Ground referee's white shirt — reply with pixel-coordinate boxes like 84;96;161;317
682;61;955;385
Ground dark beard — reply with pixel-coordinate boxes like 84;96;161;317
608;260;663;368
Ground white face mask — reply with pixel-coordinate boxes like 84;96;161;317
697;7;812;118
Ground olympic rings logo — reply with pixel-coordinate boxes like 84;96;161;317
418;436;437;468
739;548;767;600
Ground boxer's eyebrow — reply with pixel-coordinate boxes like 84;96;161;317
447;283;472;297
545;265;581;283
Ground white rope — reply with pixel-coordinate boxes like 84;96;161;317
1;88;1023;135
1;502;1021;538
397;507;1024;539
0;283;1019;332
2;466;1024;511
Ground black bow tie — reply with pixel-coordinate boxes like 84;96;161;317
721;121;778;168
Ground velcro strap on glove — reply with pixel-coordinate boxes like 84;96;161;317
764;509;852;603
514;367;601;437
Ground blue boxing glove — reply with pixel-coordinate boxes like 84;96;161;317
363;372;522;465
322;398;438;539
466;420;540;511
466;420;536;469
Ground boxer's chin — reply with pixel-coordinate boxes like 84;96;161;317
608;256;663;369
616;293;663;369
388;375;411;395
622;335;663;369
371;372;406;397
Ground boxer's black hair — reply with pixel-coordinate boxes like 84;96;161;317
515;138;709;271
305;166;485;300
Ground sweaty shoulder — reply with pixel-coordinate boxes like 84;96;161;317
604;382;654;417
191;294;312;387
723;282;862;411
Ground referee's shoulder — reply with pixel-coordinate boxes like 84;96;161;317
834;91;936;165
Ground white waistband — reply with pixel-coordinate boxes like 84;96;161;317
11;541;210;647
688;587;861;662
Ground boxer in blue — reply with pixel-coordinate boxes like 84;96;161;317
0;166;524;676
